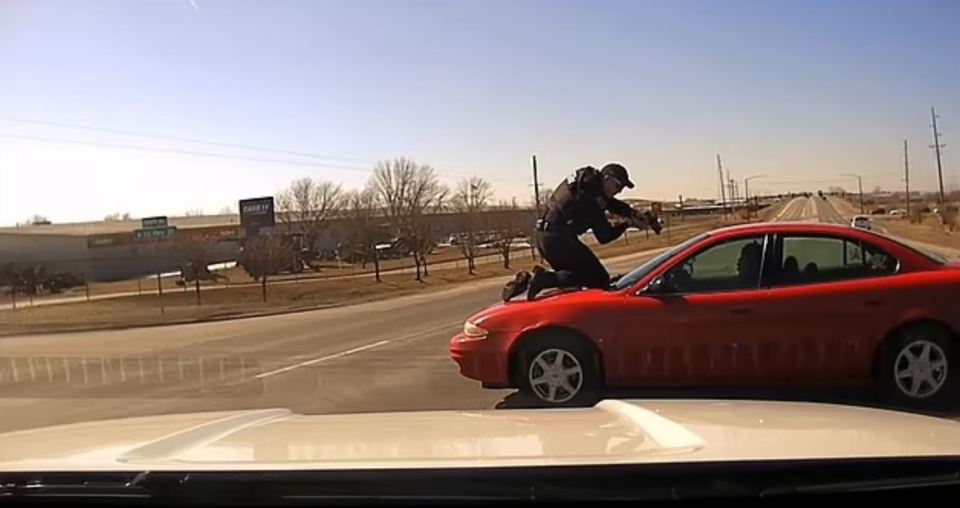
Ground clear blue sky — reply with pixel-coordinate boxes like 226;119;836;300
1;0;957;225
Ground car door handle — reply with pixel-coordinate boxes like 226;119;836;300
730;307;752;315
864;298;884;308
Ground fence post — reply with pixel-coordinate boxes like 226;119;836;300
84;276;90;302
156;271;164;315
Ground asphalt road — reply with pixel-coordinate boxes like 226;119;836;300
1;198;958;434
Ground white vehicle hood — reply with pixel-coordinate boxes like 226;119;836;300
2;399;959;471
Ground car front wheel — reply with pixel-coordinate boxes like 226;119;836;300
518;335;599;407
878;324;957;406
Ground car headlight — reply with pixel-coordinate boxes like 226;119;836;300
462;321;488;339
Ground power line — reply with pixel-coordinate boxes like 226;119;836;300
0;114;372;164
0;114;507;183
0;132;504;183
0;133;375;173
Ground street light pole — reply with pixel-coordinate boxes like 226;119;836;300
842;173;864;213
744;175;766;220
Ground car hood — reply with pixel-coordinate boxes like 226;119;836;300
472;288;607;325
2;400;959;472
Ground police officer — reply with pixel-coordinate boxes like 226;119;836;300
501;163;661;301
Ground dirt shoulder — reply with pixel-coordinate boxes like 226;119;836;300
0;220;720;337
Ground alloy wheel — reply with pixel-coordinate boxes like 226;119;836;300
894;339;948;399
527;348;583;403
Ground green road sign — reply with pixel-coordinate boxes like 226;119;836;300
134;226;177;241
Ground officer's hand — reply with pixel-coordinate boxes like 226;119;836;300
645;211;663;235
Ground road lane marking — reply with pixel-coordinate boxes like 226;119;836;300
253;320;462;379
773;199;797;221
254;340;392;379
774;197;805;221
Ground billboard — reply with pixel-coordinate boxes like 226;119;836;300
239;197;275;238
141;216;168;229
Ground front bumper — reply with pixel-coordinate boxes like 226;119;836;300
448;332;512;387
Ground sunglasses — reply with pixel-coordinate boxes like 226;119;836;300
605;176;625;189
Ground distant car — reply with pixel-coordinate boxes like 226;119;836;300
451;222;960;408
890;209;907;217
851;215;872;230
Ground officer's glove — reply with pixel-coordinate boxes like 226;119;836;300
645;211;663;235
630;210;662;235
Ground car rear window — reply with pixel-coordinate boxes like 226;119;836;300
864;231;947;265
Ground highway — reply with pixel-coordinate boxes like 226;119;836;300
1;197;958;433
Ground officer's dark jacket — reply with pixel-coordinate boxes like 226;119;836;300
543;166;635;244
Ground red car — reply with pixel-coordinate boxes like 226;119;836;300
450;222;960;407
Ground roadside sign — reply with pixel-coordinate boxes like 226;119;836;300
239;196;275;238
141;216;168;229
87;237;116;248
134;226;177;241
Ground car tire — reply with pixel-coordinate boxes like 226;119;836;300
517;333;600;407
877;324;958;407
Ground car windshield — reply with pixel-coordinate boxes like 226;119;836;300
612;234;708;290
2;0;960;490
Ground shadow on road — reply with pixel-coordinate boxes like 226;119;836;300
495;387;960;420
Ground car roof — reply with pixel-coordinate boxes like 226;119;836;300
709;221;862;237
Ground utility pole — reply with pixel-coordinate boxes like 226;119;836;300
903;139;910;216
531;154;541;261
716;154;727;217
841;173;864;213
744;175;766;220
531;155;541;217
930;107;946;204
857;176;864;213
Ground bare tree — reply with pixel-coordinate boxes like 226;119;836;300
344;188;386;282
451;177;492;274
240;235;288;302
276;178;344;255
218;205;234;215
184;209;205;217
103;212;132;221
24;214;50;225
369;158;447;281
175;234;221;306
488;199;532;269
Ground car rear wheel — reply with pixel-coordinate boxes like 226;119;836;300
517;335;600;407
878;324;957;406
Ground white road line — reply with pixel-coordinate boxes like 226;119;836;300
254;340;392;379
253;320;462;379
773;199;797;221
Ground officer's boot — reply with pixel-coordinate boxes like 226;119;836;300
527;265;559;301
501;270;532;302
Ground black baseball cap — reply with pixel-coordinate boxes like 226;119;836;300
600;163;634;189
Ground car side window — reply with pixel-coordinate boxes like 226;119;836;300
777;235;897;286
664;236;765;294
